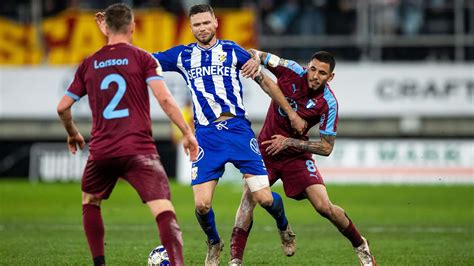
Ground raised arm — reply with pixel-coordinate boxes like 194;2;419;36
247;49;306;79
248;49;283;68
57;95;85;154
148;79;199;161
254;72;306;134
262;133;335;157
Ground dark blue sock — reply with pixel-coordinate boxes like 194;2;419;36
263;192;288;231
195;207;220;244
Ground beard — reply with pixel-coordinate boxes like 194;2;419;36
196;32;215;45
309;80;325;91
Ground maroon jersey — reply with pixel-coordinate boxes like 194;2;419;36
66;43;163;160
258;62;339;162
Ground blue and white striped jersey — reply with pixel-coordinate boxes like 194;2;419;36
153;40;251;126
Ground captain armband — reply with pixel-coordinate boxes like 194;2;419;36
263;53;281;68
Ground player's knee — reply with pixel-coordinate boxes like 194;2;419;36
258;199;273;208
82;192;101;205
250;187;273;208
195;201;212;214
255;195;273;208
316;203;333;219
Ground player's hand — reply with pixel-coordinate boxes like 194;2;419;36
182;133;199;161
241;56;261;79
247;49;261;62
288;112;307;135
262;134;290;156
67;132;85;155
95;12;107;36
95;11;105;24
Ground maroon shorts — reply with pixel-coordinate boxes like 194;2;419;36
81;154;171;202
265;154;324;200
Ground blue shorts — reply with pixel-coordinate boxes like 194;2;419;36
191;117;267;185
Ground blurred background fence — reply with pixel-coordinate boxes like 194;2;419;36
0;0;472;183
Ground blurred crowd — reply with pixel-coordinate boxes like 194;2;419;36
1;0;473;61
258;0;473;36
2;0;471;35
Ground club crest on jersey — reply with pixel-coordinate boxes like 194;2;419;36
306;99;316;109
250;138;261;155
278;97;298;117
218;52;227;63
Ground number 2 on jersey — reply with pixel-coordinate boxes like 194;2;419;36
101;73;129;119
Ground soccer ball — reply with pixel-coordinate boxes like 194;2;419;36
148;245;170;266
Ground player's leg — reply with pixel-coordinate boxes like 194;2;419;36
191;124;230;266
82;192;105;266
192;180;223;266
146;199;184;266
81;158;119;266
305;184;376;265
305;184;350;230
229;123;292;245
228;118;295;259
193;180;220;243
244;173;296;256
124;154;184;266
243;174;286;229
230;183;256;265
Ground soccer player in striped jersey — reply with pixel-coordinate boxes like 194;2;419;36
60;4;198;266
152;4;307;266
229;51;376;266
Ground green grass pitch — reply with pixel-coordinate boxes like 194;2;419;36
1;179;473;265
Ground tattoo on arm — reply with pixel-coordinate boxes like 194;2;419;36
259;51;267;63
254;74;264;84
254;73;272;95
286;135;335;156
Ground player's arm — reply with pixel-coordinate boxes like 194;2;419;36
247;49;305;78
262;134;335;156
248;49;272;66
152;47;183;72
254;72;306;135
57;95;85;155
232;43;261;79
148;79;199;161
